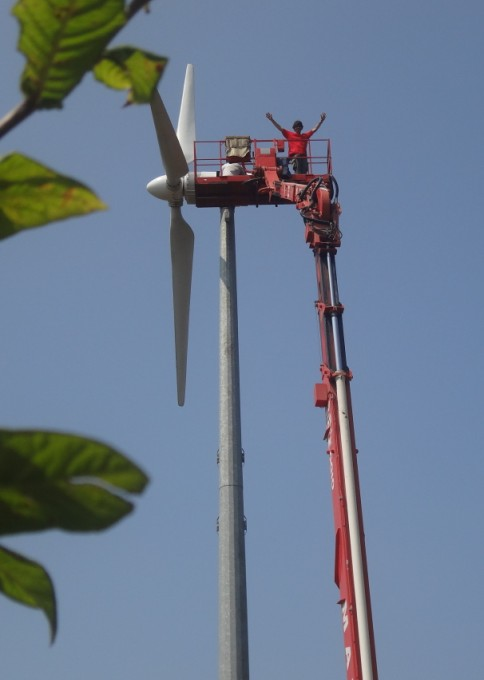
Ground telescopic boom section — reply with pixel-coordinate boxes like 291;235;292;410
307;213;379;680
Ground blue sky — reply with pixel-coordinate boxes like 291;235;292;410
1;0;483;678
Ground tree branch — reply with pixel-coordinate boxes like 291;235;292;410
126;0;151;21
0;97;37;141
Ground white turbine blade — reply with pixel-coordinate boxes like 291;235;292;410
170;206;194;406
150;89;189;184
176;64;196;165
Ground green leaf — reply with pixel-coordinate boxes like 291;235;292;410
12;0;126;108
94;46;167;104
0;429;149;535
0;153;107;238
0;546;57;642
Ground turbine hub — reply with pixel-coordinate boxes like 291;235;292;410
146;174;184;203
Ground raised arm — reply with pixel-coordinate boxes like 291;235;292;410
310;112;327;134
266;112;284;133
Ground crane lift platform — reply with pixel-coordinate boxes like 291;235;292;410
190;136;334;207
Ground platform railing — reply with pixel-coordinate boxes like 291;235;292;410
193;138;332;176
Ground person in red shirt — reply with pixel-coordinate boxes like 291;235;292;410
265;112;326;174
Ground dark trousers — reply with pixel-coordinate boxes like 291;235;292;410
290;154;308;174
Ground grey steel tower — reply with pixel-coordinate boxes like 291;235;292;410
218;207;249;680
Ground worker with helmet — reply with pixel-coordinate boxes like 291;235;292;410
265;112;326;174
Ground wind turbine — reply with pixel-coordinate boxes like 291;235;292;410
147;65;379;680
147;65;250;680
